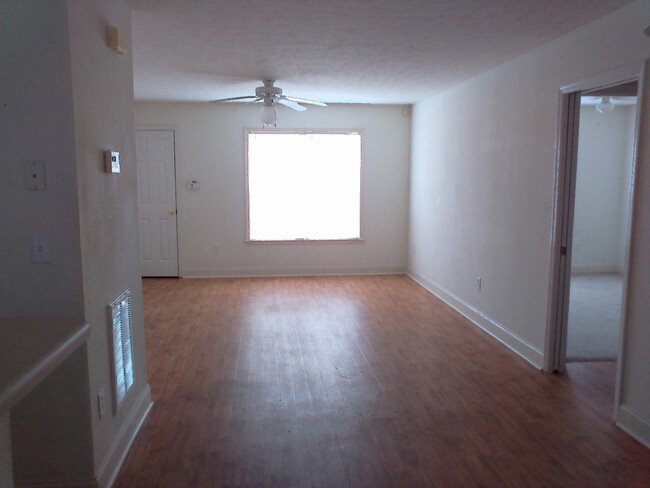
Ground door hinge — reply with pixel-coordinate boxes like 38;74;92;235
560;246;567;256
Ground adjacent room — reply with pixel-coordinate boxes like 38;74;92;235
2;1;650;487
567;89;638;363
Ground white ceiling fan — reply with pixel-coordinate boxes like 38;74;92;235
211;79;327;124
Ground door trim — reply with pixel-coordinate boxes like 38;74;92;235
544;62;644;421
544;90;581;374
136;126;181;277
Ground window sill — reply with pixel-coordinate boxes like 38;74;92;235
245;238;365;244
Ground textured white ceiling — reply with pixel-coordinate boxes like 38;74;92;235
127;0;633;104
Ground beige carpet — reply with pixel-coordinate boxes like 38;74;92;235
566;273;623;362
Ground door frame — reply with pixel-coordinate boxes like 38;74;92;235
136;126;182;277
544;61;645;414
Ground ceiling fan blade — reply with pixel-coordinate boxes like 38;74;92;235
277;97;307;112
210;95;259;103
283;95;327;107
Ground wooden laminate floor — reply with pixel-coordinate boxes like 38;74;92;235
114;275;650;488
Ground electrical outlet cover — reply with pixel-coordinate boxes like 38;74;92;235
24;160;46;190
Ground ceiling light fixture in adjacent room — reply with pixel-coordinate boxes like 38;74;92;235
596;96;614;114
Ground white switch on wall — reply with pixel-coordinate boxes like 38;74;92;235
24;160;46;190
29;234;51;263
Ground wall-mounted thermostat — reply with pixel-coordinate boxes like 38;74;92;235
186;180;200;190
104;151;121;174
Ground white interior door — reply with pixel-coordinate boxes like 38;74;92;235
136;130;179;277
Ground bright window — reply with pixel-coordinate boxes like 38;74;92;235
247;131;362;241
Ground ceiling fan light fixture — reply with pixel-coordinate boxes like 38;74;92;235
596;96;614;115
259;102;277;125
212;80;326;123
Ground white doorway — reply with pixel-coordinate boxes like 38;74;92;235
566;90;637;362
545;63;644;422
544;63;647;437
136;130;179;277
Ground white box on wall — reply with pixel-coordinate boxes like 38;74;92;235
104;151;120;174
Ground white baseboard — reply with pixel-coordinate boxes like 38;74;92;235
96;384;153;488
617;405;650;449
181;265;406;278
408;270;544;369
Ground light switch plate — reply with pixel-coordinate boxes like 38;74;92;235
29;234;50;263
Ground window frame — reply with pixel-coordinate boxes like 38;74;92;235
244;128;365;243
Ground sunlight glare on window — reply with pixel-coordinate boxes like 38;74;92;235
247;132;361;241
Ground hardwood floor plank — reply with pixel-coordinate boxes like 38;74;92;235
114;275;650;487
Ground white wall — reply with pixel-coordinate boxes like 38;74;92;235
409;0;650;445
67;1;152;484
620;57;650;449
134;103;410;277
572;104;635;273
0;1;83;317
1;1;151;485
0;2;95;483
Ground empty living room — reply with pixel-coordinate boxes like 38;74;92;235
2;1;650;487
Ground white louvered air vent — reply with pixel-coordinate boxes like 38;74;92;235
108;289;135;412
